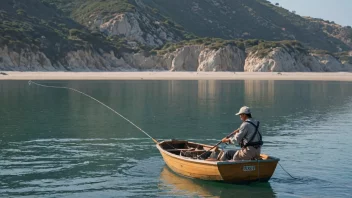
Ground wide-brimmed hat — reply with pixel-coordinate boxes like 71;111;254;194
235;106;251;115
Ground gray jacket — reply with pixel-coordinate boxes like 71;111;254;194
230;118;261;146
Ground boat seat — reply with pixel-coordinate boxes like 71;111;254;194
165;148;195;152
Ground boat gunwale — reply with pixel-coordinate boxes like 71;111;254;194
157;140;280;165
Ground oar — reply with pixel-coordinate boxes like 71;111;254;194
197;130;238;159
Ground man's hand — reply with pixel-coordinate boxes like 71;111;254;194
222;128;240;144
232;128;240;135
222;138;230;143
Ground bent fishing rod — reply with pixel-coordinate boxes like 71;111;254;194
28;80;299;178
29;80;244;161
28;80;159;144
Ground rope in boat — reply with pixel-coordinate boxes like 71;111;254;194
278;162;297;179
28;80;159;144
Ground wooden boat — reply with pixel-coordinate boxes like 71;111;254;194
156;139;280;183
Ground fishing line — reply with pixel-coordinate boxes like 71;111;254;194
278;162;297;179
28;80;159;144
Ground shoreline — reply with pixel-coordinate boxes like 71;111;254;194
1;71;352;81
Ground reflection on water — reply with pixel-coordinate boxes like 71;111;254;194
244;80;276;107
159;166;276;198
1;80;352;197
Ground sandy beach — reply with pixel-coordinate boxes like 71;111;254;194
0;71;352;81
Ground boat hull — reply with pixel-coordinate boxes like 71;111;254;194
157;140;279;183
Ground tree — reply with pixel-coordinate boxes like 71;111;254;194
275;3;279;6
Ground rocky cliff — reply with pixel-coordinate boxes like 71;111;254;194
89;10;182;47
123;45;352;72
1;0;352;72
1;43;351;72
124;45;246;71
244;47;352;72
0;46;132;71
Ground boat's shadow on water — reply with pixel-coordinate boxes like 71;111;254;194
159;166;276;198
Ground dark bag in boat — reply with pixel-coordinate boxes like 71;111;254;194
197;151;212;160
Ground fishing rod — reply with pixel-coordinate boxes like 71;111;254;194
28;80;159;144
28;80;300;178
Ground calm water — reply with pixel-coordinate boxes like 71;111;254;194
1;80;352;198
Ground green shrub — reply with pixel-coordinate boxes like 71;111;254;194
69;29;81;37
16;9;26;16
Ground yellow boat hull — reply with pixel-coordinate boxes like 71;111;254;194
157;140;279;183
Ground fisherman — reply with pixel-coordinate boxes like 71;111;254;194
220;106;263;161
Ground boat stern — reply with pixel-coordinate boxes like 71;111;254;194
217;155;279;183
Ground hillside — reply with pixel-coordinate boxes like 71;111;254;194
0;0;138;70
145;0;352;52
0;0;351;71
40;0;352;52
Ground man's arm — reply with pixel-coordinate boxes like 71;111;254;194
221;128;240;143
232;124;247;144
226;124;247;145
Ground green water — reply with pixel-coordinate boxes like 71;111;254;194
1;80;352;197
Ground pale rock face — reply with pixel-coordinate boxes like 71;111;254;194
123;45;245;72
245;47;311;72
0;46;54;71
304;53;352;72
170;46;203;71
0;46;131;71
99;13;145;44
244;47;352;72
65;50;131;71
312;54;347;72
93;12;179;47
1;44;351;72
198;49;221;71
123;52;172;70
198;45;245;71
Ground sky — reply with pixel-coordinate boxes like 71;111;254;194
268;0;352;26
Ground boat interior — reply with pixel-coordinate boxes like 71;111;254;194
160;140;212;158
159;140;274;161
